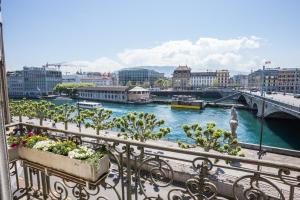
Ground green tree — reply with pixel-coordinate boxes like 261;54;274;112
126;81;133;87
71;108;90;132
142;81;150;88
9;99;32;122
178;122;244;161
84;108;113;135
29;100;55;126
212;80;219;87
53;83;96;96
154;78;171;89
53;104;76;130
113;112;170;142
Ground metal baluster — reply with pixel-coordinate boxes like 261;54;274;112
119;152;125;200
126;144;132;200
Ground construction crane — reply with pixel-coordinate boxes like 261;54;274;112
43;62;83;71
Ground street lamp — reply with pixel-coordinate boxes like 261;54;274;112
258;64;268;161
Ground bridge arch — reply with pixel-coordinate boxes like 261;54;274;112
237;95;247;105
252;103;258;115
265;111;299;120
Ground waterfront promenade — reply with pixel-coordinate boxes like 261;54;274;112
12;117;300;166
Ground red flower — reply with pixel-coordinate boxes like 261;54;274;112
22;140;26;145
27;132;33;137
11;143;17;148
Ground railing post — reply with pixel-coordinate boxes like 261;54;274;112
126;144;132;200
0;99;12;200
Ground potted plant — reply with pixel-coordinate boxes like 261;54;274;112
7;131;110;182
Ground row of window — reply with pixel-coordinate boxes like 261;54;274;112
80;92;126;101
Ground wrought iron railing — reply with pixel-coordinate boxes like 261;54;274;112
6;122;300;200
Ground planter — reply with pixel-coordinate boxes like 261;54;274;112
18;147;110;182
8;147;19;162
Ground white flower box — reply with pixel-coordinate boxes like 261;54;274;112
18;147;110;182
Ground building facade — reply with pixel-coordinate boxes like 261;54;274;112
232;75;248;88
118;68;164;86
7;71;24;97
216;70;230;87
62;72;118;86
172;65;191;90
62;74;82;83
277;68;300;94
78;86;128;102
77;86;150;103
7;67;62;98
248;68;279;92
191;72;217;89
23;67;62;97
127;86;150;102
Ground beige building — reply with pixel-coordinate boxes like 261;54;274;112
77;86;151;103
277;68;300;94
172;65;191;90
128;86;150;102
216;70;230;87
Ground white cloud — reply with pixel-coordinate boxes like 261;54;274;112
64;57;122;73
67;36;263;73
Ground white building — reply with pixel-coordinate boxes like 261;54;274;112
62;74;82;83
191;72;217;89
62;72;118;86
232;75;248;88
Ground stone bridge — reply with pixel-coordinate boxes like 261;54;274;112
216;92;300;119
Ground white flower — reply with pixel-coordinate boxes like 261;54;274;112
68;146;95;160
33;140;55;151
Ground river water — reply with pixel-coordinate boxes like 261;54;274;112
51;98;300;150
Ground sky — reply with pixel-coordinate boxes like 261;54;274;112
2;0;300;74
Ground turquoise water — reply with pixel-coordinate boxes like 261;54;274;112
51;98;300;150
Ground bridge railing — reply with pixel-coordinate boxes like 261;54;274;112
241;91;300;113
6;122;300;200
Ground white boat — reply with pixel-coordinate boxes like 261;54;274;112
76;101;102;109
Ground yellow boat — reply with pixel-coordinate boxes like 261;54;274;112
171;95;205;110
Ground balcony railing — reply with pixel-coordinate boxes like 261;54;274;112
6;122;300;200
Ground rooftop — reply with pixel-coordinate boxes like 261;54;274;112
174;65;191;71
129;86;149;92
77;86;129;92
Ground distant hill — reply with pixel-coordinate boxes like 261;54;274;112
134;66;176;77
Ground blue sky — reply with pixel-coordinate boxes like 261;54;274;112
2;0;300;73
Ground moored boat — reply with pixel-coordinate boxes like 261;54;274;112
171;95;205;110
76;101;102;109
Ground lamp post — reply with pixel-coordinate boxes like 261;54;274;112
258;65;267;160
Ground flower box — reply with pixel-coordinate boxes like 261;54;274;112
8;147;19;162
18;147;110;182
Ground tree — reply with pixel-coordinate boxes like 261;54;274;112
155;78;171;90
178;122;244;162
53;104;76;130
29;100;55;126
142;81;150;88
9;99;31;122
53;83;96;96
71;108;89;132
84;108;113;135
126;81;133;87
113;112;170;142
212;80;219;87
